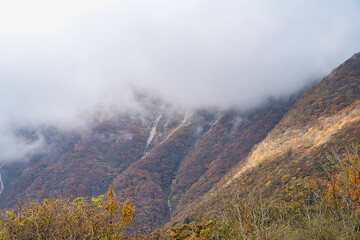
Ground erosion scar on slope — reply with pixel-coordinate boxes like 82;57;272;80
0;161;7;195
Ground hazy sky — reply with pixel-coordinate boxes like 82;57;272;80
0;0;360;161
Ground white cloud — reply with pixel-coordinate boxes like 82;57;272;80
0;0;359;160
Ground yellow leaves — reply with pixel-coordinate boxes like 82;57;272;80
5;211;14;220
72;197;84;207
92;194;104;208
104;189;120;217
0;188;135;239
169;220;214;239
107;188;116;201
121;200;135;226
322;148;360;214
265;180;272;188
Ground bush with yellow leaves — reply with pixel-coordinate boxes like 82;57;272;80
0;188;135;240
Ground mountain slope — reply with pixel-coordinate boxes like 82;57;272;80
232;52;360;182
166;52;360;227
110;100;295;229
0;97;296;230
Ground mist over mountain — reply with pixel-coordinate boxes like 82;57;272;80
0;1;360;160
0;52;359;234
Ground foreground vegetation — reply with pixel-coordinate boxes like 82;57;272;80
161;145;360;239
1;146;359;239
0;189;135;239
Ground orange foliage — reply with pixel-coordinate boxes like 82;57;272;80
324;150;360;213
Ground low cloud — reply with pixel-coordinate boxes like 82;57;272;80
0;0;359;161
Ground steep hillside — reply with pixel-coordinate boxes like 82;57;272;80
110;100;295;229
232;52;360;183
0;116;149;207
169;100;294;216
167;52;360;228
0;96;296;230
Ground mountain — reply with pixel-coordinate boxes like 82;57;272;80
230;52;360;188
0;95;296;230
110;99;295;229
167;52;360;228
0;53;359;235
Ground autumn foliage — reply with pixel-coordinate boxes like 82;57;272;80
157;145;360;239
204;145;360;239
0;189;135;240
323;146;360;214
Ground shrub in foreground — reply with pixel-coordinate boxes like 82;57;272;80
0;189;135;240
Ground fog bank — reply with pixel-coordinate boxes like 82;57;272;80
0;0;359;161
